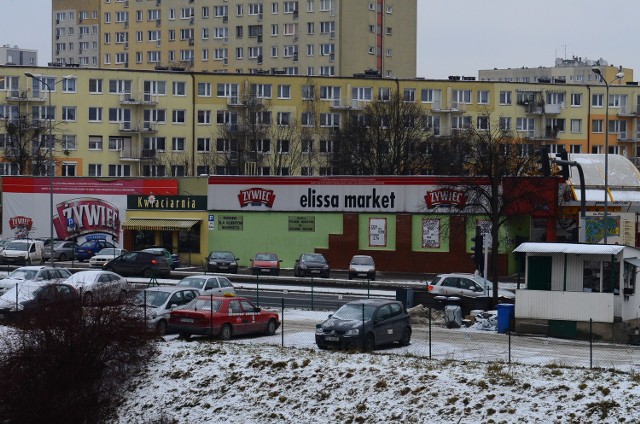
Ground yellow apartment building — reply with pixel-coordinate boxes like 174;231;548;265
1;65;640;178
52;0;417;79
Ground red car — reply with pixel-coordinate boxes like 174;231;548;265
168;295;280;340
250;252;282;276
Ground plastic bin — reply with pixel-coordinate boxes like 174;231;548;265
496;303;515;333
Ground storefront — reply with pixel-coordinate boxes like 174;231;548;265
207;176;558;275
122;194;209;266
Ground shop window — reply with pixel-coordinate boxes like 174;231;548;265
179;222;201;254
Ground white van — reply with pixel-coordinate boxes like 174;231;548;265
0;240;45;265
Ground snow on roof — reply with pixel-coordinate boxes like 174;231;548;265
569;154;640;188
514;242;625;255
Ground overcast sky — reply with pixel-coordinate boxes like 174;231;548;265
1;0;639;79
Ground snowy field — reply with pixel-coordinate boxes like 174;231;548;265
111;309;640;423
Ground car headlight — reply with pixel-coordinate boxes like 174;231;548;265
315;324;324;334
300;265;308;269
209;261;218;265
345;328;360;336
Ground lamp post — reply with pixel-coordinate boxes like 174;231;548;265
591;67;624;244
24;72;72;265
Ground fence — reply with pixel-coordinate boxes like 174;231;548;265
245;296;640;373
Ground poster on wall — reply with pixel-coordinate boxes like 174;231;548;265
369;218;387;247
422;218;441;248
585;212;635;245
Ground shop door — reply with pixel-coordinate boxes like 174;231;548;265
527;256;552;290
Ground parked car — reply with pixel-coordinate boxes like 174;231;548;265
427;273;515;301
294;253;331;278
206;251;239;274
0;281;81;323
176;275;236;296
0;239;12;252
0;266;72;295
103;250;171;278
43;241;79;262
348;255;376;280
75;239;116;262
168;295;280;340
250;252;282;276
133;286;200;335
0;239;45;265
64;270;129;304
143;247;181;270
89;248;128;268
315;299;412;351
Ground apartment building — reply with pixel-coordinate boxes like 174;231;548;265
51;0;417;78
0;45;38;66
2;64;640;179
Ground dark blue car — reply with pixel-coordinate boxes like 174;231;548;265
75;240;116;262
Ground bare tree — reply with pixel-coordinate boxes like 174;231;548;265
447;113;548;304
331;90;432;175
0;95;62;175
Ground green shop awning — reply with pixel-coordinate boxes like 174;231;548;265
122;218;200;231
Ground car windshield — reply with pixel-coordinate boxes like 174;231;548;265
96;248;119;256
0;283;41;303
351;256;373;265
185;298;223;312
6;269;38;280
210;252;234;260
255;253;277;261
302;254;325;262
332;303;377;321
135;290;171;307
177;277;205;289
5;242;29;251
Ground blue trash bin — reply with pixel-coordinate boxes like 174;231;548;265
496;304;515;333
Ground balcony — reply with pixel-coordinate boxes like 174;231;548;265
141;122;158;133
120;92;159;105
617;105;638;117
429;101;466;113
120;147;156;161
5;90;46;102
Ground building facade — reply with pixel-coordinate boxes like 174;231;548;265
0;45;38;66
3;65;640;178
51;0;417;78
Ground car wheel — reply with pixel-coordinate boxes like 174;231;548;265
348;274;353;280
58;253;67;262
83;292;93;305
26;258;32;266
266;319;277;335
143;268;155;278
363;334;376;352
399;327;412;346
371;274;376;281
274;269;280;276
219;324;232;340
293;268;298;277
156;320;167;336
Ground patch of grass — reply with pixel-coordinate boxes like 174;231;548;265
355;401;367;413
446;395;459;405
596;386;611;396
374;379;388;389
585;400;620;420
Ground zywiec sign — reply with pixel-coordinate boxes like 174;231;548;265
53;197;120;241
127;195;207;210
425;189;467;209
8;216;33;239
238;188;276;208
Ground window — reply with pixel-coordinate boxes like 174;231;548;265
499;91;512;105
143;137;166;151
197;82;212;97
197;137;211;152
172;137;185;151
320;113;340;127
352;87;372;101
571;93;582;107
307;22;314;34
302;85;315;100
197;110;211;124
142;165;166;177
61;107;76;121
453;90;472;104
452;116;471;130
546;92;565;105
61;135;76;151
88;164;102;177
592;119;603;133
403;89;416;102
278;84;291;99
277;139;290;153
169;110;186;125
277;112;291;126
477;116;489;131
252;139;271;153
320;139;333;153
216;138;234;153
108;79;132;94
109;137;124;151
570;119;582;133
250;84;272;98
592;93;603;108
302;139;313;153
477;90;489;105
301;112;315;127
320;86;340;101
88;107;102;122
88;136;103;150
570;144;582;154
421;89;440;103
516;117;534;132
108;164;131;177
217;83;239;98
173;81;186;96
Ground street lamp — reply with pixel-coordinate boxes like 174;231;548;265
24;72;72;265
591;67;624;244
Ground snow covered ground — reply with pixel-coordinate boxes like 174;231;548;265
112;309;640;424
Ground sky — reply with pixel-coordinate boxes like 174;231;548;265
1;0;639;79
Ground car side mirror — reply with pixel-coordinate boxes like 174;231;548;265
278;259;283;263
295;259;300;263
256;307;262;312
328;314;333;318
169;303;178;309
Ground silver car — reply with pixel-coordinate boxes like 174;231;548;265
43;241;80;262
348;255;376;280
176;275;236;296
427;273;515;300
64;270;130;304
0;266;72;295
134;286;200;335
